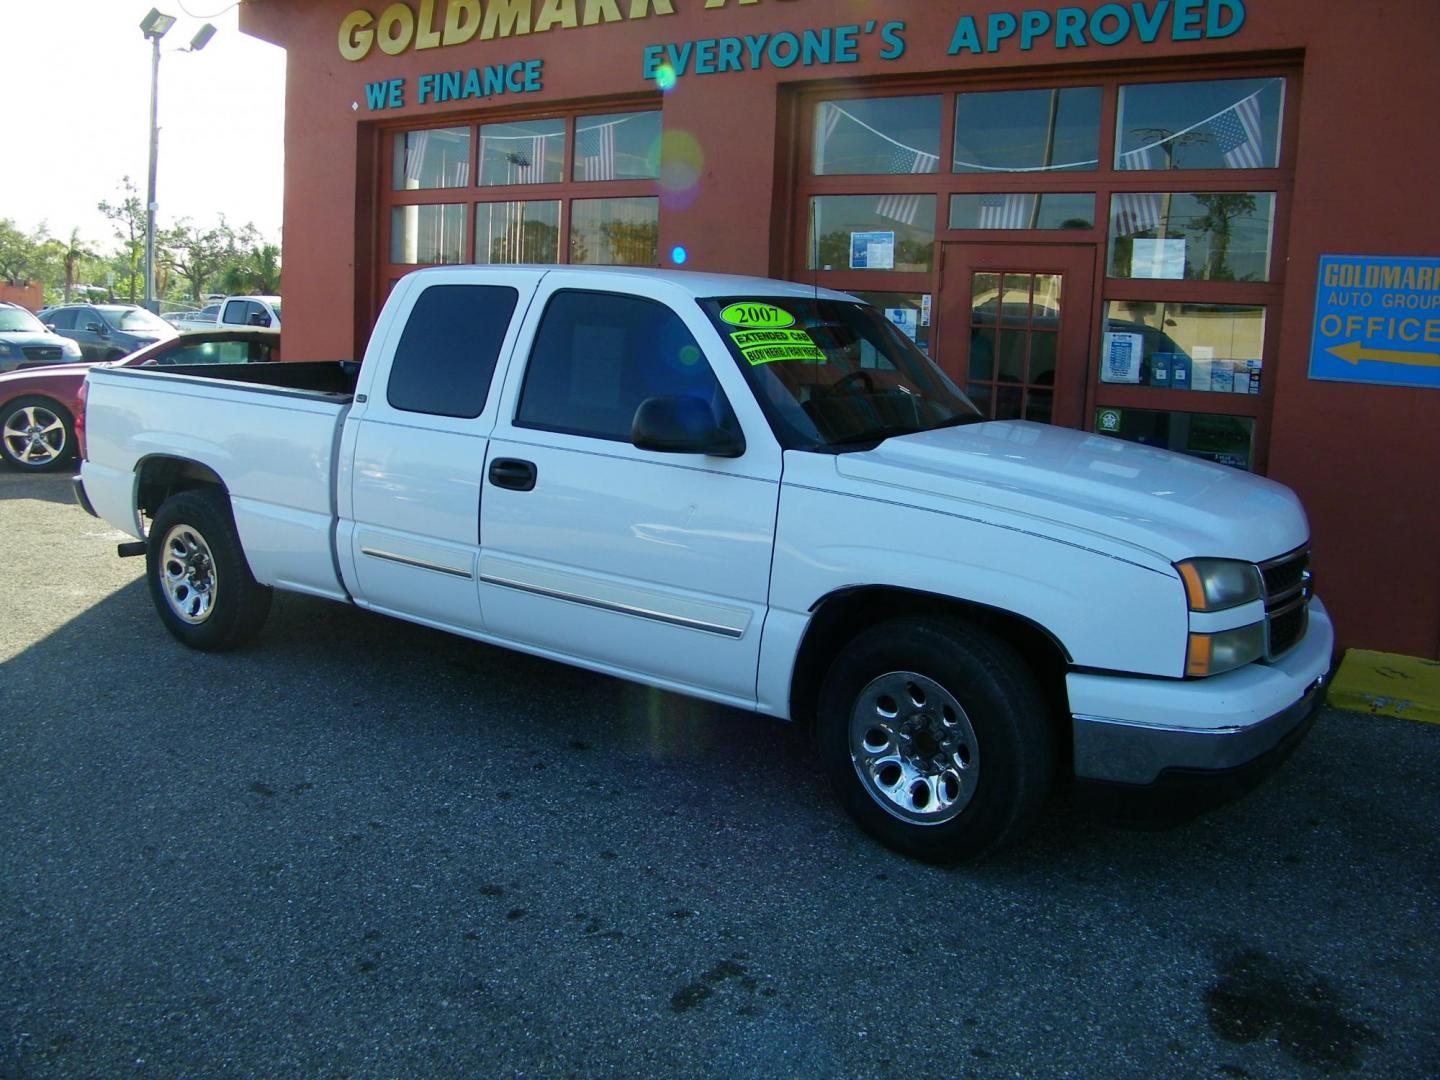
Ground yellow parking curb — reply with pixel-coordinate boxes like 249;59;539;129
1326;649;1440;724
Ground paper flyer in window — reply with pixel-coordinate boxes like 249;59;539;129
849;231;895;270
1131;238;1186;280
920;294;932;326
885;307;919;341
1101;332;1143;383
1190;345;1214;391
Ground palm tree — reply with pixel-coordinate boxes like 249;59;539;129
62;228;96;302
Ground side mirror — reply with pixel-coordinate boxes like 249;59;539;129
631;395;744;458
247;311;272;327
86;322;106;334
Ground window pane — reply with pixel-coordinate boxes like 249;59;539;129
813;96;942;176
808;195;936;273
393;126;471;190
474;200;560;264
574;111;661;181
1096;407;1255;470
953;87;1101;173
478;118;565;186
387;285;519;418
949;192;1095;230
1103;301;1265;393
570;197;659;265
1116;78;1284;170
390;204;466;264
516;290;722;441
1108;192;1274;281
850;291;932;356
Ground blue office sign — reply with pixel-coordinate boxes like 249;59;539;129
1310;254;1440;389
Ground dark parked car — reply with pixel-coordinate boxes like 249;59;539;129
0;301;83;373
0;328;280;471
37;302;178;361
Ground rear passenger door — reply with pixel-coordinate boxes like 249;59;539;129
337;272;541;632
478;277;783;706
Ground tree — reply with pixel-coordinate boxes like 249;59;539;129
1188;193;1258;281
60;228;97;303
216;224;282;295
99;177;146;303
0;219;46;286
159;217;231;303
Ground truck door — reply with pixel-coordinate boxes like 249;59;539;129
478;279;783;706
338;274;540;632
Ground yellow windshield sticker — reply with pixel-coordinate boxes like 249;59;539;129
719;302;796;329
730;328;826;366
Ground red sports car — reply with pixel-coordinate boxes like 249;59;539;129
0;328;281;471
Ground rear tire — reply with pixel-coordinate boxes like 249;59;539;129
0;396;74;471
146;489;272;650
818;616;1055;863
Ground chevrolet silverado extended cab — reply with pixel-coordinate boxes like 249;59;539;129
76;266;1331;862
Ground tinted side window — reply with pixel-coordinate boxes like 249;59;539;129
516;291;722;441
220;301;247;325
45;309;77;330
386;284;518;418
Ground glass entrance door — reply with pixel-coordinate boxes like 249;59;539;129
938;243;1095;430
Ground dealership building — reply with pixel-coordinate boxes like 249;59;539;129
239;0;1440;658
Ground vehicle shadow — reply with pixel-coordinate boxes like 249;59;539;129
0;466;79;504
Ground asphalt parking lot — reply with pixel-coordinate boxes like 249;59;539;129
2;469;1437;1078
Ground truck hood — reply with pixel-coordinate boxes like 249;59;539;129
832;421;1308;563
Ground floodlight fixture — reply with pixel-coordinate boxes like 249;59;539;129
139;8;176;40
188;23;217;52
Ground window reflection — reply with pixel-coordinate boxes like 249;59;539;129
390;204;466;264
570;197;659;265
808;195;936;273
1102;301;1265;393
574;112;661;181
475;201;560;264
953;88;1101;173
1108;192;1275;281
813;97;942;176
950;192;1095;230
393;127;470;190
1116;78;1284;170
478;118;566;186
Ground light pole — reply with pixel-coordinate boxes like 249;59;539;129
140;9;216;314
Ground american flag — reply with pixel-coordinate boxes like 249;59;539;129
1113;192;1163;236
403;129;430;183
814;101;844;171
977;193;1031;229
1212;91;1265;168
887;145;938;175
1117;144;1157;171
576;121;617;181
873;144;936;225
875;194;923;226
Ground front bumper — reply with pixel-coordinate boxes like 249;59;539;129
1068;598;1333;796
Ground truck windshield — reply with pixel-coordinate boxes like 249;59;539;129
700;296;981;451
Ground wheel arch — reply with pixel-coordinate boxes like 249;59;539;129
789;586;1074;756
135;455;229;520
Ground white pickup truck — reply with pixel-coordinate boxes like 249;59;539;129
76;266;1331;862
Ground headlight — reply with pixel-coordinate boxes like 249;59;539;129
61;339;82;357
0;341;16;357
1176;558;1263;611
1187;622;1267;676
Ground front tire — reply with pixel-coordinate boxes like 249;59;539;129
818;617;1055;863
146;489;272;650
1;396;74;471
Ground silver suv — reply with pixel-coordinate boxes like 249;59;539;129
0;302;83;372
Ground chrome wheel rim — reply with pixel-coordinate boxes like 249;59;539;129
849;671;979;825
2;405;66;466
159;523;218;625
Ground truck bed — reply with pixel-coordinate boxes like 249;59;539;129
120;360;361;399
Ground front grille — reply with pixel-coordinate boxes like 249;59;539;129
22;345;62;361
1260;546;1312;659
